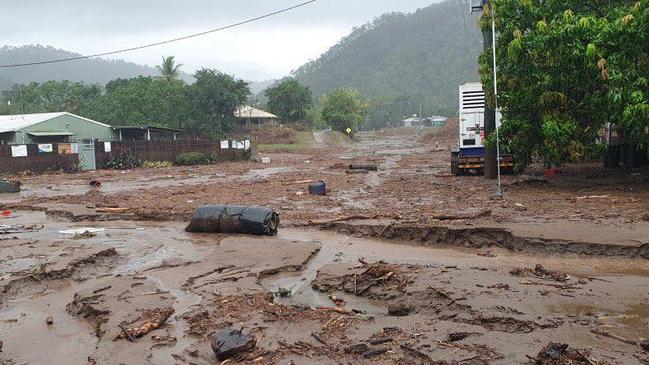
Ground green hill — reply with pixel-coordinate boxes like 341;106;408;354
293;0;482;127
0;45;193;90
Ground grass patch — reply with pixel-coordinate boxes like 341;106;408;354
257;131;316;153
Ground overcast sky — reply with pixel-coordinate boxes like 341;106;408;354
1;0;439;81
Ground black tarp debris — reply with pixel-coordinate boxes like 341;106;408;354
186;205;279;236
210;328;255;360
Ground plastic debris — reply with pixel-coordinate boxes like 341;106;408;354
211;329;255;361
186;205;279;236
0;180;21;193
308;181;326;196
58;228;106;235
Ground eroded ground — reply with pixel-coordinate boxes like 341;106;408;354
1;125;648;364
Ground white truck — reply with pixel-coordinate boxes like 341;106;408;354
451;82;513;175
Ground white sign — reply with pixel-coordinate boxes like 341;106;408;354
220;140;229;149
244;140;251;151
236;141;245;150
38;144;53;153
104;141;112;153
70;143;79;154
11;145;27;157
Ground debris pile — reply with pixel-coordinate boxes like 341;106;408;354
530;343;601;364
510;264;570;282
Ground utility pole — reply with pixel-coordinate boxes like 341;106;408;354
471;0;502;193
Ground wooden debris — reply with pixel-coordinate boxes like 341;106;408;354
115;308;174;340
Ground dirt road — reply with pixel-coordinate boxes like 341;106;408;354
0;126;648;364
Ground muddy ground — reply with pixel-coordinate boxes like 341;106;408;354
0;124;648;364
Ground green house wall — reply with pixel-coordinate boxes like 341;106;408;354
11;114;115;144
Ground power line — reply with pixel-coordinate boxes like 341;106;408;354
0;0;317;69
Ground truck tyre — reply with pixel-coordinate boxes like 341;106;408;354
451;151;460;175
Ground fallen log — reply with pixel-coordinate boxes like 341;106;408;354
591;328;638;346
431;209;492;221
114;308;174;340
349;164;378;171
95;207;132;213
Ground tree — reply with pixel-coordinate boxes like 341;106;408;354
1;80;102;115
481;0;648;169
83;76;189;128
188;69;250;138
156;56;183;80
320;88;368;134
264;78;312;123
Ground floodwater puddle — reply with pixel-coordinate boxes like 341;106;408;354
260;232;387;316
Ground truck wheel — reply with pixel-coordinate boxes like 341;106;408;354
451;151;460;175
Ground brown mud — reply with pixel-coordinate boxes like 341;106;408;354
0;129;648;364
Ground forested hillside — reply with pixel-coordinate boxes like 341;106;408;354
0;45;193;90
293;0;481;126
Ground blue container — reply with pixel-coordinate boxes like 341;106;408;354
308;181;326;196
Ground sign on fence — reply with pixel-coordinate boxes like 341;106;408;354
11;145;27;157
38;144;53;153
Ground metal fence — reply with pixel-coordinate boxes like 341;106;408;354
0;139;251;175
0;143;79;175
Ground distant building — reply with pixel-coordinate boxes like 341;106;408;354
235;106;279;126
113;126;182;142
402;116;424;128
0;112;114;145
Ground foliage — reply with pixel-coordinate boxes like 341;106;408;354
174;152;210;166
481;0;649;167
0;80;102;115
84;76;190;128
106;147;141;170
187;69;250;139
293;1;482;128
55;155;81;173
142;160;174;169
0;61;252;139
321;89;369;135
0;45;193;92
264;78;313;122
156;56;183;80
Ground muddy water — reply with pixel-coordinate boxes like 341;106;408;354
2;212;649;363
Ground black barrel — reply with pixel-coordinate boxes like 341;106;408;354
186;205;279;236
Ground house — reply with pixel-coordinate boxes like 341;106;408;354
113;126;182;142
235;106;279;126
402;116;424;128
0;112;114;145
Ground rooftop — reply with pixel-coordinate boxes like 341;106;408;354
235;106;278;119
0;112;110;133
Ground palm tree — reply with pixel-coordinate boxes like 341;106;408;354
156;56;183;80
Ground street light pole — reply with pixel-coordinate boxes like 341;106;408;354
491;10;503;197
472;0;502;196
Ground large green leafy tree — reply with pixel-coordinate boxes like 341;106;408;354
264;78;312;123
321;88;368;134
481;0;648;168
188;69;250;138
84;76;189;128
1;80;101;115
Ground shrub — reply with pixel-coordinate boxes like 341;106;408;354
175;152;210;166
142;160;174;169
106;147;141;170
56;155;81;173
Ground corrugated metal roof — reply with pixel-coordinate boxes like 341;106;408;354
235;106;278;119
0;112;110;133
27;131;74;136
